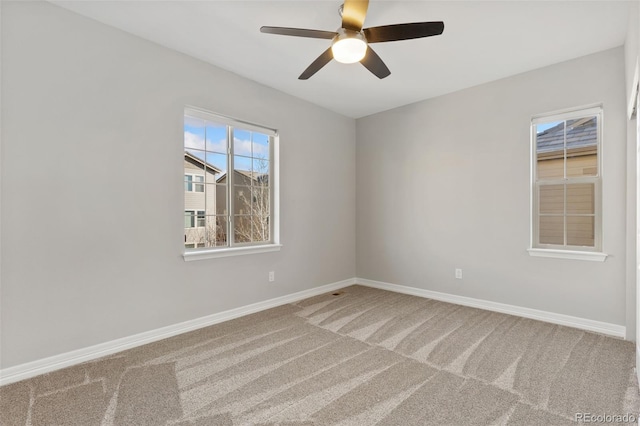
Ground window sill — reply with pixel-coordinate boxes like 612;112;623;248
183;244;282;261
527;248;608;262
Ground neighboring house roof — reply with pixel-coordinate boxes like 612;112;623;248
216;170;268;184
184;151;223;174
536;117;597;155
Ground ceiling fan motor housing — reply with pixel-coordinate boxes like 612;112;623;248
260;0;444;79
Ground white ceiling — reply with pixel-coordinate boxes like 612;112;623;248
51;1;630;118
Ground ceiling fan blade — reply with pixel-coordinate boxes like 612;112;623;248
260;26;337;39
299;47;334;80
341;0;369;31
360;46;390;79
363;22;444;43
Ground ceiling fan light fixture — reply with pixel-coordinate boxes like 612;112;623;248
331;29;367;64
260;0;445;79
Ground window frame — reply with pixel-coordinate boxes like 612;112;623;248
183;107;281;261
528;104;607;262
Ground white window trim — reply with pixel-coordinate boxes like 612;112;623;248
184;244;282;261
183;106;280;260
527;248;607;262
528;103;608;261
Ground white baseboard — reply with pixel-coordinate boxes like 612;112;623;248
0;278;356;386
356;278;626;339
1;276;626;386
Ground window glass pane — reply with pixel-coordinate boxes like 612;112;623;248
216;184;227;215
567;153;597;177
218;216;229;247
194;175;205;192
539;216;564;245
185;149;206;163
251;187;269;217
536;121;564;180
205;152;227;181
197;211;206;228
204;184;226;216
204;215;228;248
566;117;597;177
252;215;270;242
567;216;595;247
184;150;206;192
184;174;205;213
537;158;564;180
234;129;252;157
253;132;270;161
184;211;194;228
234;155;253;175
185;228;205;246
205;123;227;154
209;216;228;247
539;184;564;214
234;215;252;243
566;183;595;214
253;158;270;177
234;186;251;215
184;116;206;151
184;212;205;247
217;216;229;247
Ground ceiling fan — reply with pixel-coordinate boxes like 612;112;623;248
260;0;444;80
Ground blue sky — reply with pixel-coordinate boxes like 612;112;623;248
536;121;562;134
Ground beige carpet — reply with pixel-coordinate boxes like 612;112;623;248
1;285;638;425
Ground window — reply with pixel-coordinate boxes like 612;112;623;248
184;210;205;228
184;174;204;192
530;105;606;261
183;107;279;259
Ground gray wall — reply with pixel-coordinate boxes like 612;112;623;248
0;1;356;368
356;47;628;326
626;1;639;109
624;1;639;341
0;1;634;370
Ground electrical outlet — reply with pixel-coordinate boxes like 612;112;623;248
455;268;463;279
269;271;275;282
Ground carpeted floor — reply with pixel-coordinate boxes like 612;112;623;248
1;285;638;425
